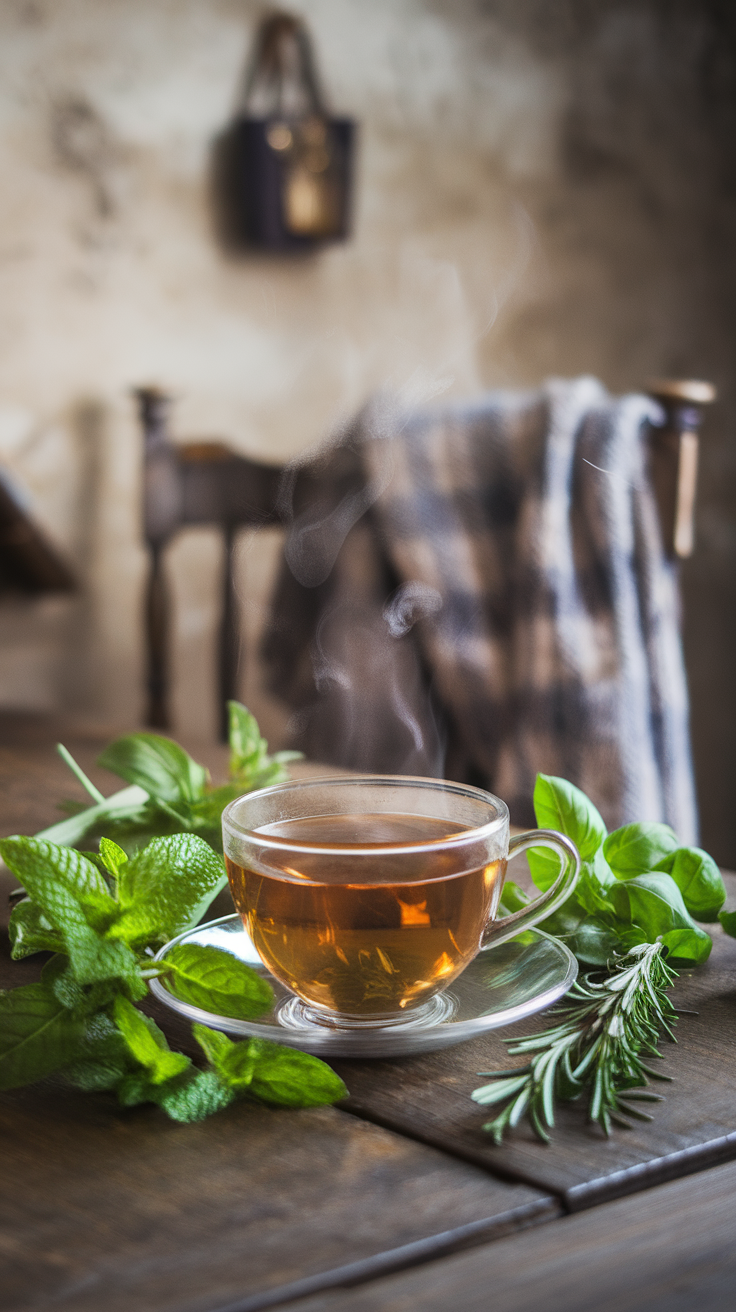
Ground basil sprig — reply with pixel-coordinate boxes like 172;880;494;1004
501;774;726;965
0;833;346;1119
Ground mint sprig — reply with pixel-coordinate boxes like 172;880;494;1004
0;830;346;1120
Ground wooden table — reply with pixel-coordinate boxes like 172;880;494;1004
2;717;736;1312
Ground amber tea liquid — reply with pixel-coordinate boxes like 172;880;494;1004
226;812;505;1018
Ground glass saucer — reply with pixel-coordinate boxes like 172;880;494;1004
150;915;577;1058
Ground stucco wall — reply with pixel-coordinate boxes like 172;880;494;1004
0;1;734;859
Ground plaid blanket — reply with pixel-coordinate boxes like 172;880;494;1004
262;377;698;840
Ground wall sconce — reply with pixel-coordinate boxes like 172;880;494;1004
214;11;356;252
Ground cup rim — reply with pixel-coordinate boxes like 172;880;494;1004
221;773;509;858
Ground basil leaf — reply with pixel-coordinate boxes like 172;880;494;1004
575;850;617;917
611;872;711;964
8;899;65;959
98;733;208;808
603;823;679;878
164;944;274;1019
498;880;530;915
719;910;736;939
112;995;191;1084
526;845;560;893
110;834;227;948
663;847;726;922
567;919;627;967
533;774;606;861
0;983;87;1090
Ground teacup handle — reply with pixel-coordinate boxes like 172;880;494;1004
481;829;580;950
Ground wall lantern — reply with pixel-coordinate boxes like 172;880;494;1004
217;11;356;252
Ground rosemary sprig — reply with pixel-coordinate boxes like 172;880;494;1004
473;941;678;1144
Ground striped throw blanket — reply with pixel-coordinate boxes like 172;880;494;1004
262;377;698;841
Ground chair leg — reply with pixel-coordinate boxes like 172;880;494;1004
146;543;170;730
219;526;241;741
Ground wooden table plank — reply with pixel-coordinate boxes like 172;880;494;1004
0;1057;555;1312
333;915;736;1210
285;1157;736;1312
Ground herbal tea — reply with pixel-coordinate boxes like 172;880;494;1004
225;812;506;1017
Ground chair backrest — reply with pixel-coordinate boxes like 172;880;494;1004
137;388;285;738
138;379;713;742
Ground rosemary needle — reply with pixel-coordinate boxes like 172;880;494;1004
473;940;678;1143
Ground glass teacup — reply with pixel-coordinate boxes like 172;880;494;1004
222;775;579;1029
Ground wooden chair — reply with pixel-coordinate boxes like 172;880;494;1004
138;379;714;739
137;388;284;737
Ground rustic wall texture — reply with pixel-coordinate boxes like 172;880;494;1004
0;0;734;860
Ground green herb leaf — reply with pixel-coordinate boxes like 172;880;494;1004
8;899;66;959
719;909;736;939
112;995;191;1084
33;784;150;849
661;847;726;922
603;823;679;878
532;774;607;861
98;733;208;808
0;982;87;1090
155;1069;235;1122
247;1041;347;1107
611;872;712;964
0;837;137;985
192;1024;347;1107
163;944;274;1019
61;1013;134;1092
227;700;301;789
0;836;118;932
99;837;128;879
110;834;227;948
498;880;530;915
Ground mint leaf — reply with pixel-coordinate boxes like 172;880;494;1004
0;836;137;985
99;837;128;879
611;872;711;964
663;847;726;922
112;995;191;1084
0;837;118;932
33;784;150;850
61;1013;134;1092
0;983;87;1090
248;1040;348;1107
192;1024;347;1107
110;834;227;948
156;1069;235;1122
228;701;265;778
164;944;274;1019
98;733;208;808
604;822;679;878
532;774;606;861
227;700;300;788
8;899;65;959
